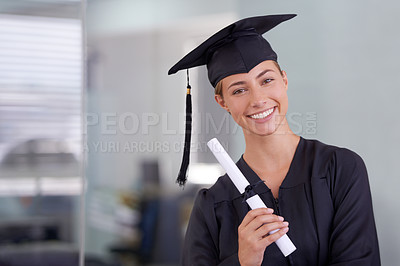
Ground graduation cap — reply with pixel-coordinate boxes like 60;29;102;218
168;14;297;186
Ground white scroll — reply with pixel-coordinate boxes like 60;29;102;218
207;138;296;257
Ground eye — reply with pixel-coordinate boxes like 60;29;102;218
262;78;273;85
233;88;246;95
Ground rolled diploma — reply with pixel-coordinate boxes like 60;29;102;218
207;138;296;257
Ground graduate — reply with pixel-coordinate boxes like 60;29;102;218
168;14;380;266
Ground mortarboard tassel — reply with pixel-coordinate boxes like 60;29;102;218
176;69;192;186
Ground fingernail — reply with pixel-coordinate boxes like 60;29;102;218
283;221;289;226
278;216;284;221
282;227;289;233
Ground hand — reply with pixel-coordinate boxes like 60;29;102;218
238;208;289;266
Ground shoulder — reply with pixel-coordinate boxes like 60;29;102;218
301;138;369;197
301;138;366;172
195;174;240;206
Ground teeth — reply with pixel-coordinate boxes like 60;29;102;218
250;108;274;119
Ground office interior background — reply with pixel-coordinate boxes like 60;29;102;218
0;0;399;265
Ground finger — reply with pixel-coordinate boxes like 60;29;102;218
255;221;289;239
260;226;289;247
244;214;285;233
240;208;274;228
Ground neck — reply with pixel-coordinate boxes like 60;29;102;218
243;120;300;171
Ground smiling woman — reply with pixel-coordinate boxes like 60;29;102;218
215;61;289;138
168;14;380;266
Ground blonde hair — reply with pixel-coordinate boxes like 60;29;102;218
214;79;223;97
214;61;283;98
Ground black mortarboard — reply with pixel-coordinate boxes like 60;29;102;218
168;14;296;186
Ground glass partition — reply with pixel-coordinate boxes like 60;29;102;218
0;1;85;265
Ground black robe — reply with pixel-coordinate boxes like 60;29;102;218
182;138;380;265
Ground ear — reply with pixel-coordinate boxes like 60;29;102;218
281;70;288;91
215;94;230;112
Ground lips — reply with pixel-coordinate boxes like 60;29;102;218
249;107;275;119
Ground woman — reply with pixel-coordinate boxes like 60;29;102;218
168;14;380;266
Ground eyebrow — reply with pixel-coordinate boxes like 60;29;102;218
227;81;246;91
256;69;273;79
227;69;274;90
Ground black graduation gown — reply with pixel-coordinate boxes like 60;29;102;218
182;138;380;266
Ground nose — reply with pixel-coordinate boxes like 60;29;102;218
250;87;267;108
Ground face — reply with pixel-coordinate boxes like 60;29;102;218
215;60;289;137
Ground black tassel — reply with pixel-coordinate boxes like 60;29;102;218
176;70;192;186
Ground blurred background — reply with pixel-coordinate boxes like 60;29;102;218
0;0;399;265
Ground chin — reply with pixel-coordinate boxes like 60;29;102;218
244;125;278;137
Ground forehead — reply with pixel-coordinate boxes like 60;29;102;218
221;60;279;86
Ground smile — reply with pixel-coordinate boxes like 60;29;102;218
249;107;275;119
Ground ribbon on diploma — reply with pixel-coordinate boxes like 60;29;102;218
242;180;266;202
